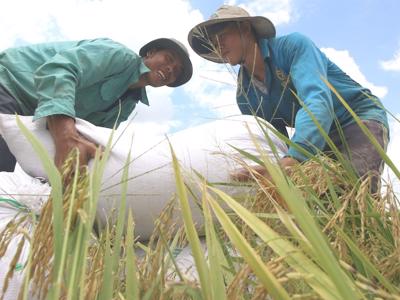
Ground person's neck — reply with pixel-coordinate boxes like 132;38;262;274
243;41;265;82
129;75;147;89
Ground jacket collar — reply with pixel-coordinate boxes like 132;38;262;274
259;38;271;60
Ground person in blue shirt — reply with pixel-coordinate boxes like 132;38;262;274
0;38;193;172
188;5;389;192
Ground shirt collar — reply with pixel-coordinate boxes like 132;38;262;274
238;38;272;96
125;58;150;106
124;87;149;106
138;59;150;105
139;57;151;75
258;38;271;60
139;87;149;105
239;38;271;77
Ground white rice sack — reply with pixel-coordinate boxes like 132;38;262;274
0;171;50;300
0;114;287;240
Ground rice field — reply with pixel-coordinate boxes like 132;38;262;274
1;102;400;299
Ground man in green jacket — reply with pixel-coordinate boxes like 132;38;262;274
0;37;192;172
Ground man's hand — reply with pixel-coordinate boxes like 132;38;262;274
230;165;268;182
279;156;299;173
230;156;299;182
47;115;98;171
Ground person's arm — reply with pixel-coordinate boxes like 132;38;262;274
279;33;335;162
33;38;141;121
32;39;139;169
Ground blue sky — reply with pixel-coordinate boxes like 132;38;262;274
0;0;399;189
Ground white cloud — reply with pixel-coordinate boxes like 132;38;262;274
380;48;400;71
184;61;239;118
321;48;388;99
0;0;204;50
129;87;179;136
229;0;294;25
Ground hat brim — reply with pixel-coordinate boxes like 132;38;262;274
140;38;193;87
188;16;275;63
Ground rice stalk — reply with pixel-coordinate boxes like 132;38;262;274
22;149;90;299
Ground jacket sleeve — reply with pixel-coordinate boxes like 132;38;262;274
33;38;140;120
278;33;335;161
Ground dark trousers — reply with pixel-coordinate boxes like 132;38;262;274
324;120;389;193
0;85;24;172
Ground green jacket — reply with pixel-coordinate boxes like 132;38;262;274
0;38;149;128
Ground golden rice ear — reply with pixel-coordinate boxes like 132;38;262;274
0;215;31;300
27;149;90;299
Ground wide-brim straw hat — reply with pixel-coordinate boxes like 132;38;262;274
188;5;276;63
140;38;193;87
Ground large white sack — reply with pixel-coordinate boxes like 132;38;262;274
0;114;287;240
0;171;50;300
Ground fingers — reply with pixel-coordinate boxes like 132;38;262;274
230;168;252;181
54;145;73;172
76;139;100;167
54;135;101;173
230;165;269;182
47;117;102;185
55;154;65;171
231;166;288;210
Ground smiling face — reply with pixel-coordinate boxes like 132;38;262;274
143;48;183;87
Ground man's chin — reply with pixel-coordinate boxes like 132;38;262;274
227;60;239;66
224;57;240;66
148;77;164;87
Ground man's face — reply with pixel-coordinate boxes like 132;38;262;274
210;23;244;65
143;49;183;87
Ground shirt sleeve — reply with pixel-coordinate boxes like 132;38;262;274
279;33;335;161
32;38;140;120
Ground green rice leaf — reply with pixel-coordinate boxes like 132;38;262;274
208;186;343;300
206;190;292;300
125;212;139;300
250;129;364;299
99;224;113;300
169;141;212;300
202;183;228;300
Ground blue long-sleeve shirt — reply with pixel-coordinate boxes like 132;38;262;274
237;32;388;161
